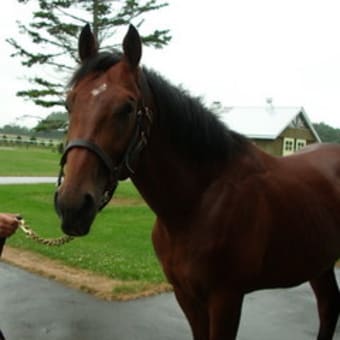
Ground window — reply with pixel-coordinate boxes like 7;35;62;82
282;137;295;156
282;138;307;155
295;139;306;151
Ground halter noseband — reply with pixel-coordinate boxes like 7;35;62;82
57;106;152;210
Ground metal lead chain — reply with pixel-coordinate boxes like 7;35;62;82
18;220;74;247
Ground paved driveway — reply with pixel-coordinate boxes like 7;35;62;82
0;263;339;339
0;177;56;185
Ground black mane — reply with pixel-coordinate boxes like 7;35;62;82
143;68;248;162
69;51;122;87
69;52;248;162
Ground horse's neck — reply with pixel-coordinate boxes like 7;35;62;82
131;132;267;222
131;132;220;221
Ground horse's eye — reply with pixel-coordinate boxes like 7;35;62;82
117;102;134;117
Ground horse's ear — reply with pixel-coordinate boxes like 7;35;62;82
78;24;98;62
123;25;142;68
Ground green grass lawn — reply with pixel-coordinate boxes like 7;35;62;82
0;147;59;176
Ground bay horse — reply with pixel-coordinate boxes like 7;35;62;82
55;24;340;339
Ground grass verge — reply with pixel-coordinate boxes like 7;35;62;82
0;147;60;176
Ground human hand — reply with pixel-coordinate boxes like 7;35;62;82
0;214;21;238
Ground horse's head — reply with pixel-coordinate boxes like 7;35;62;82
55;24;150;236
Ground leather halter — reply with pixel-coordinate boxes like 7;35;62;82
57;106;152;210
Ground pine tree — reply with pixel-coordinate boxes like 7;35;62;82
8;0;171;130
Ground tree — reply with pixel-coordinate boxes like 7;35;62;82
0;124;31;136
8;0;171;130
34;112;68;132
313;122;340;143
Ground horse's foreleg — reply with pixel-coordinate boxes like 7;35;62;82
173;287;209;340
310;268;340;340
208;290;244;340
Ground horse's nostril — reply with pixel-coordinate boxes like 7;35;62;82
83;192;96;212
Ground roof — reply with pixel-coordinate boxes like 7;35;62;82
219;106;321;142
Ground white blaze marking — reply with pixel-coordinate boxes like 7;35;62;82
91;83;107;96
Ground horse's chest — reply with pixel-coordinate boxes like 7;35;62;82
152;223;213;294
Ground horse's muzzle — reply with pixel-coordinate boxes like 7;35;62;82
54;189;97;236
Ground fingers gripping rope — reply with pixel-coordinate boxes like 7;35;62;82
18;220;74;246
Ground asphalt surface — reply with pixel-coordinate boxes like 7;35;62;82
0;263;339;340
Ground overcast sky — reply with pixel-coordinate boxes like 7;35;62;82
1;1;340;128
